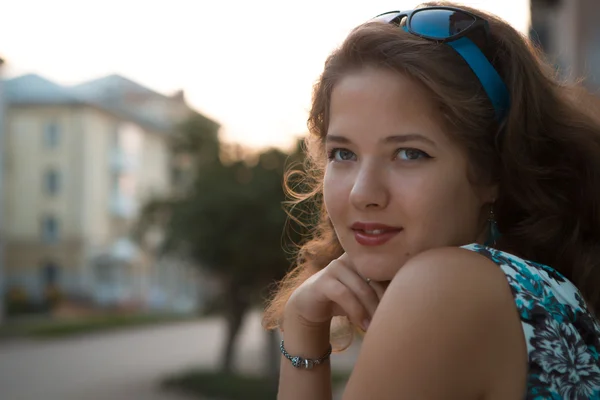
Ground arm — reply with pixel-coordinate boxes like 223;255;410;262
342;247;527;400
276;254;386;400
277;311;333;400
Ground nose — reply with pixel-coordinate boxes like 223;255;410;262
349;161;390;210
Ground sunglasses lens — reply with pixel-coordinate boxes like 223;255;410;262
410;9;476;39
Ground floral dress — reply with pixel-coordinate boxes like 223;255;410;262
462;244;600;399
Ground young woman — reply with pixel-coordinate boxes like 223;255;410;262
264;2;600;398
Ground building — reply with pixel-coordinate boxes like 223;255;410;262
2;73;205;312
0;57;5;322
530;0;600;91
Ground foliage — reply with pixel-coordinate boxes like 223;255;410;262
4;285;57;317
0;313;194;339
137;112;309;300
165;150;297;289
135;111;311;372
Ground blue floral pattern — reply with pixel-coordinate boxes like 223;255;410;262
462;244;600;399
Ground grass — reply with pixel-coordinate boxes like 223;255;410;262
161;368;351;400
0;313;196;339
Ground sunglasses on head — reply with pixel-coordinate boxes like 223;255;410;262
373;6;510;122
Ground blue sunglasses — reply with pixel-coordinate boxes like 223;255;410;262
373;7;510;122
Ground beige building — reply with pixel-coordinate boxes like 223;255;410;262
530;0;600;91
0;57;6;321
2;74;201;311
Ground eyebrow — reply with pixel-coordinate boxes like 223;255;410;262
326;133;436;147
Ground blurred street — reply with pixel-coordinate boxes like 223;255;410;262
0;310;358;400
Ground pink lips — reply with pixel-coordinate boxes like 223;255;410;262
350;222;402;246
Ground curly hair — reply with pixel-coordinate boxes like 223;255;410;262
263;1;600;342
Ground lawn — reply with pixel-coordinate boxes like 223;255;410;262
0;312;196;339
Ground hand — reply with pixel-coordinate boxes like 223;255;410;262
285;253;386;332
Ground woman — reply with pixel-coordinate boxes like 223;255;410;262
263;2;600;399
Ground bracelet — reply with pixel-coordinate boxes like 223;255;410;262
280;340;332;369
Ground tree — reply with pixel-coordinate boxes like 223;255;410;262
136;114;308;377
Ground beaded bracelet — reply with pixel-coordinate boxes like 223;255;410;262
280;340;332;369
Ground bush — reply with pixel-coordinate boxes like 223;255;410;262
4;285;63;317
5;286;38;316
27;313;194;338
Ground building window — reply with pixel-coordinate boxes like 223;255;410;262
41;216;59;243
44;169;61;195
41;261;60;286
43;121;60;148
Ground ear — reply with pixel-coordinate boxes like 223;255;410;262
479;183;499;205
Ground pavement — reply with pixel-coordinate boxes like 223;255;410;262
0;310;358;400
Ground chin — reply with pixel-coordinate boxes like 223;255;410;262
350;251;405;282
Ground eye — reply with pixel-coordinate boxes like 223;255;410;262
396;148;431;161
327;148;357;162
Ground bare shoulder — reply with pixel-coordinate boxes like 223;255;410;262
342;246;528;400
382;246;519;339
391;245;509;295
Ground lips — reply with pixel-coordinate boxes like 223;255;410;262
351;222;402;246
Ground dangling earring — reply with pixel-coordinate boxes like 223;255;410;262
484;202;501;247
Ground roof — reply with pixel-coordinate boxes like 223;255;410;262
4;74;174;133
70;74;164;99
69;74;186;132
5;74;83;105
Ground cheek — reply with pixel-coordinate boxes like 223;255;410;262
397;170;480;233
323;167;349;223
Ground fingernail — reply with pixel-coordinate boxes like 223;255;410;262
362;319;370;331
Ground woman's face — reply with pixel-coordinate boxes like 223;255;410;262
323;67;496;282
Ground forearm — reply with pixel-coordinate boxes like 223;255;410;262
278;312;333;400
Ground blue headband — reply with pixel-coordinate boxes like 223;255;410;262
402;25;510;121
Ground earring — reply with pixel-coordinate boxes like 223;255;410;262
484;202;501;247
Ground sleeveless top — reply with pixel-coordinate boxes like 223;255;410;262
462;243;600;399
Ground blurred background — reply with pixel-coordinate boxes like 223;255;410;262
0;0;597;399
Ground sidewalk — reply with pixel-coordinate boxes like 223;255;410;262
0;309;358;400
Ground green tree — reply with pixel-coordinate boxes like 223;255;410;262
137;114;308;376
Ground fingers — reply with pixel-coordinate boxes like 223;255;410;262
335;266;380;319
336;254;383;314
321;256;382;331
310;254;386;331
326;279;372;331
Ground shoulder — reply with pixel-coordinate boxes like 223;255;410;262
342;246;527;399
391;245;509;296
382;246;520;342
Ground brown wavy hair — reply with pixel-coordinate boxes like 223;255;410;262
263;1;600;340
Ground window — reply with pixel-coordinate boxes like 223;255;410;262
44;169;61;195
43;121;60;148
41;261;60;285
41;216;59;243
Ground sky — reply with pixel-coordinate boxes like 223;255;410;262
1;0;530;151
